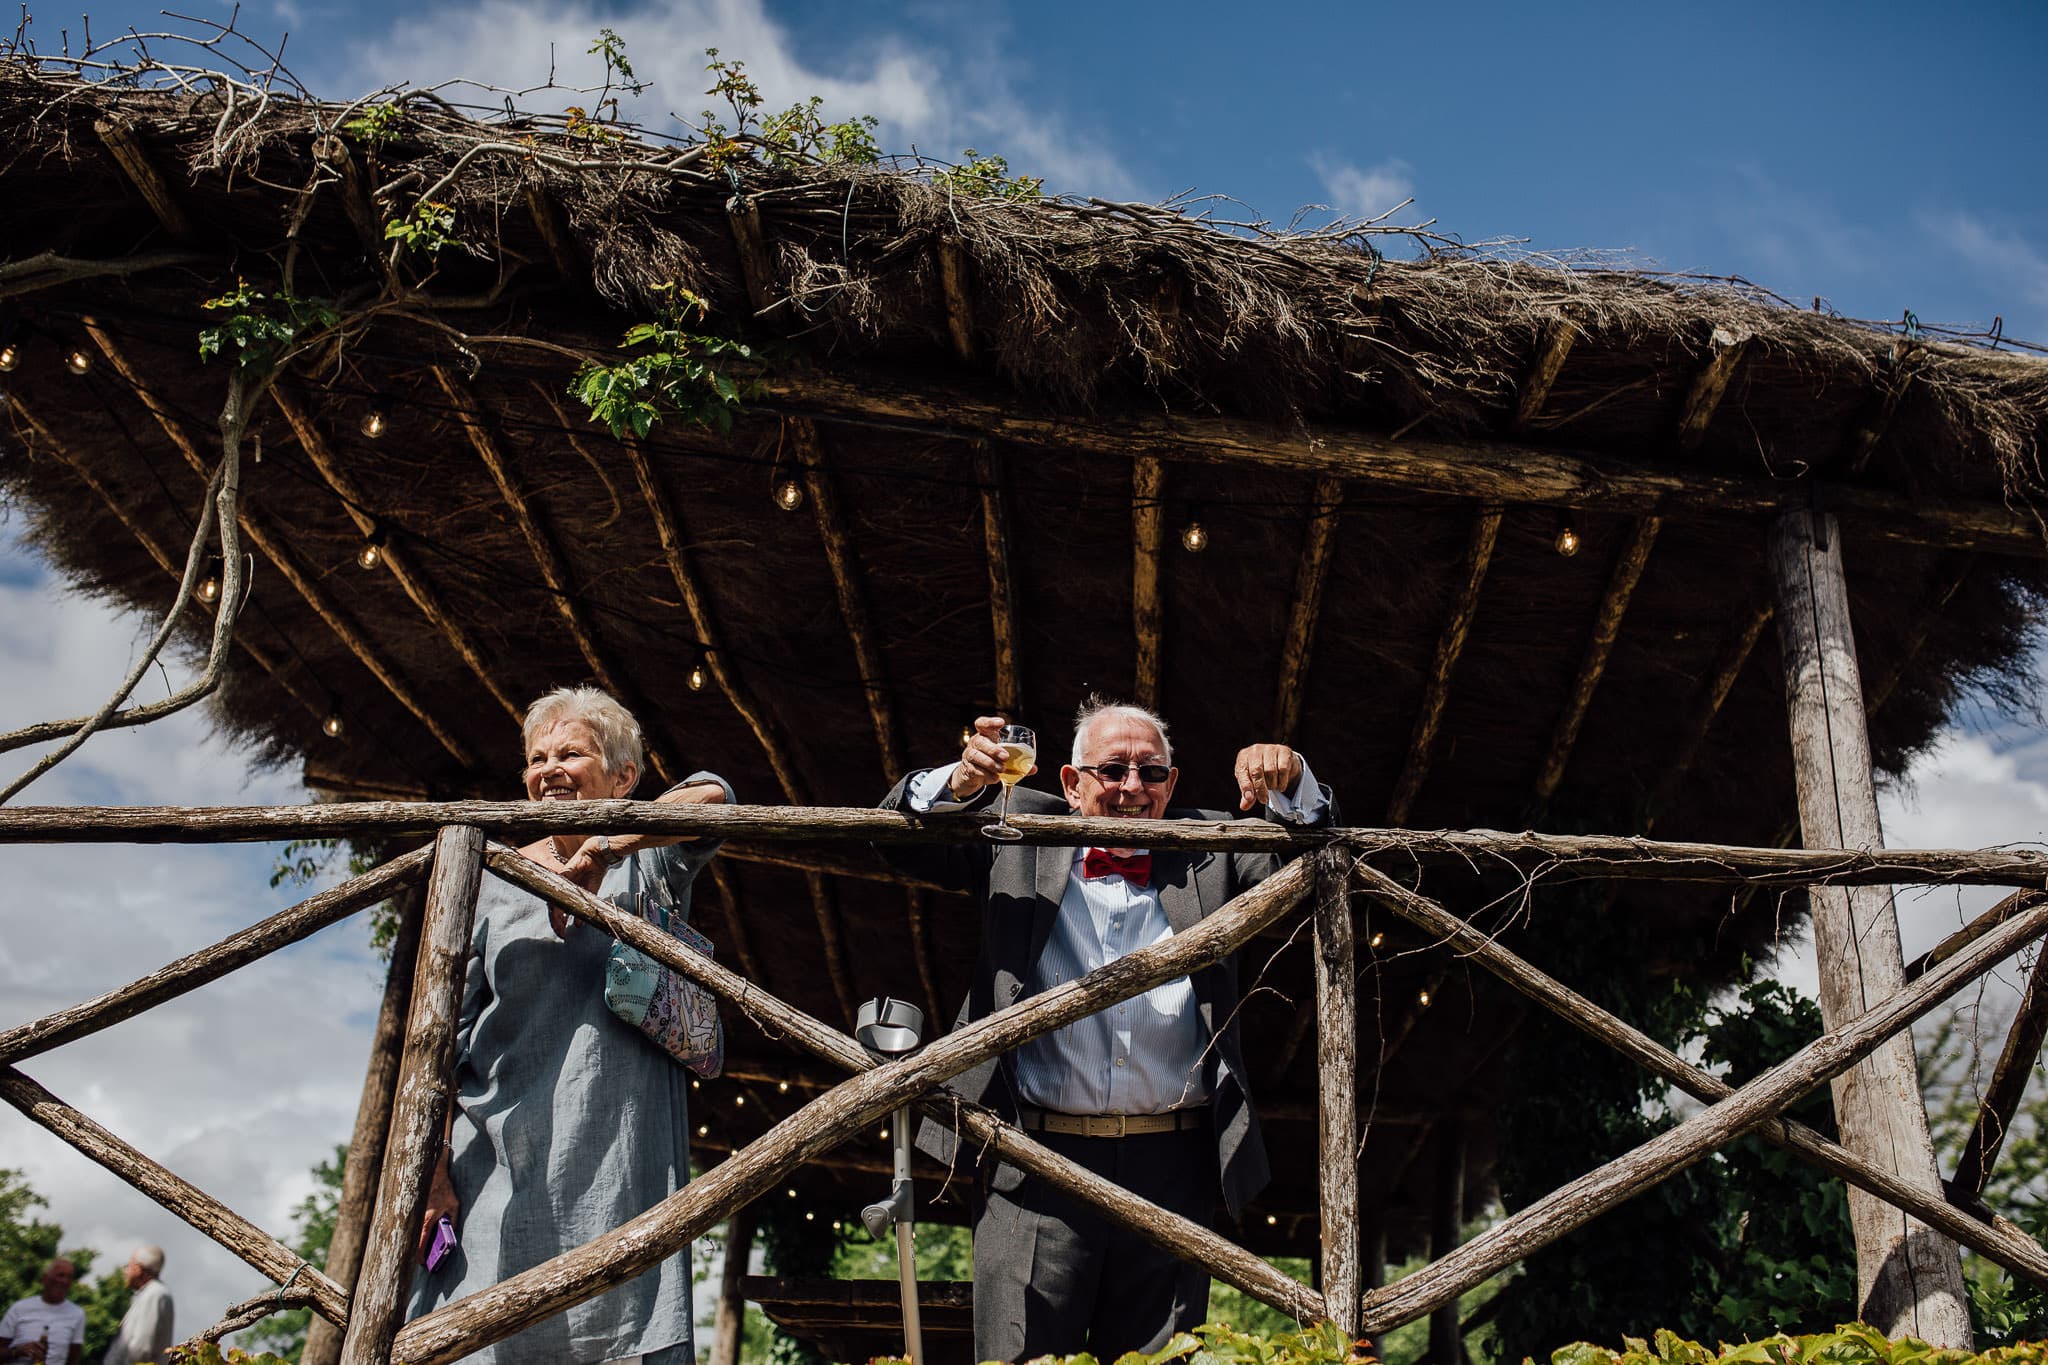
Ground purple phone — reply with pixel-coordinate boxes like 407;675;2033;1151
425;1216;458;1271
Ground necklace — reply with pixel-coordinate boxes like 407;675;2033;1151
541;836;575;865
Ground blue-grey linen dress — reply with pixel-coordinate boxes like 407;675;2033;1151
409;772;731;1365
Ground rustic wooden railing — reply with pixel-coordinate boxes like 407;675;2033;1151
5;802;2048;1365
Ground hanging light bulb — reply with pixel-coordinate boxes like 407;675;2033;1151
687;653;710;692
777;1081;790;1093
1553;514;1581;558
356;538;384;571
197;576;221;605
1266;1214;1279;1226
1180;520;1209;553
879;1127;889;1140
959;725;974;748
804;1210;815;1222
773;478;805;512
696;1125;709;1136
0;343;19;372
64;348;93;375
1416;988;1433;1008
786;1188;798;1199
359;409;388;439
734;1095;746;1107
1369;931;1385;950
321;711;346;739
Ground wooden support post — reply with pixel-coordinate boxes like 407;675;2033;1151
1511;318;1577;431
338;825;486;1365
974;442;1021;716
713;1208;757;1365
1767;506;1971;1344
525;185;587;283
1315;849;1362;1337
1673;326;1751;454
1956;954;2048;1197
1428;1121;1467;1365
1388;506;1501;824
1133;458;1166;710
1534;515;1661;801
936;236;976;363
727;195;780;316
94;117;192;240
302;884;426;1365
273;387;525;725
1274;477;1345;744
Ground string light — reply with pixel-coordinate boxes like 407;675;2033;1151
1369;931;1385;950
773;478;805;511
1266;1214;1278;1226
687;651;710;692
1553;514;1581;558
359;409;388;439
879;1127;889;1140
1180;519;1209;553
321;712;346;739
804;1211;815;1222
0;343;18;372
777;1081;790;1093
1416;989;1433;1008
696;1125;708;1136
959;726;974;747
355;531;385;571
64;348;92;375
735;1095;746;1107
197;576;221;605
786;1188;798;1199
691;1079;701;1090
831;1221;842;1232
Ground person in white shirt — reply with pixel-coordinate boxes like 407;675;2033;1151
0;1260;86;1365
101;1247;173;1365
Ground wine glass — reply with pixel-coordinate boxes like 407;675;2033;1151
982;724;1037;842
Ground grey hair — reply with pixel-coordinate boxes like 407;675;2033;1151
522;686;645;787
1069;696;1174;767
131;1246;165;1276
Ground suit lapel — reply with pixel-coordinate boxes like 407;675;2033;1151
1155;848;1213;935
1027;844;1074;969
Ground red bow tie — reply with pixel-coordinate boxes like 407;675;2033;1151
1082;848;1151;887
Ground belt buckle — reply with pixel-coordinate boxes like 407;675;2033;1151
1089;1114;1127;1138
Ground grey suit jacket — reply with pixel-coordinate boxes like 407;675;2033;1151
878;774;1337;1218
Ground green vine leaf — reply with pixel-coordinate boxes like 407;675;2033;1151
383;199;461;258
571;284;754;438
196;279;339;370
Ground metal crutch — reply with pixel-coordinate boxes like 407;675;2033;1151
856;997;926;1365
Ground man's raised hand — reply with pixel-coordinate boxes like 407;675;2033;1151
948;715;1032;799
1234;743;1303;811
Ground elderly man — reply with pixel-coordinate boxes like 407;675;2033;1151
101;1247;173;1365
881;698;1335;1363
0;1260;85;1365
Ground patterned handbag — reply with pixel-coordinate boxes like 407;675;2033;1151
604;860;725;1078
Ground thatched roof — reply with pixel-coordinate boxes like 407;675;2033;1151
4;57;2047;1251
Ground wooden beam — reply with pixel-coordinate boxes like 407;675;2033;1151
700;860;767;990
761;371;2048;558
311;135;395;286
302;885;425;1365
936;236;976;363
1673;325;1751;454
904;885;945;1028
1315;851;1362;1338
791;417;905;780
1273;476;1344;744
974;442;1021;715
1388;507;1502;824
1133;457;1166;710
1511;317;1577;431
727;195;779;316
434;366;668;782
723;841;961;896
273;387;525;725
1842;351;1917;478
83;323;476;767
1533;515;1662;801
94;116;192;240
1644;599;1774;831
524;184;587;283
617;431;809;803
11;397;328;725
806;868;859;1026
1769;508;1970;1342
1956;954;2048;1197
1907;889;2048;982
340;826;486;1365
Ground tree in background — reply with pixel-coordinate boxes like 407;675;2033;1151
239;1149;343;1362
0;1169;133;1364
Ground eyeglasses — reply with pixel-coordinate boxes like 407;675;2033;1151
1076;762;1173;785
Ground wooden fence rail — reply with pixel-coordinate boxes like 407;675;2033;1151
5;806;2048;1364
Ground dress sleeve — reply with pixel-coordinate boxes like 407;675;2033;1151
642;770;736;906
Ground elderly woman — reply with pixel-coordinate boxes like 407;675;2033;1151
409;686;730;1365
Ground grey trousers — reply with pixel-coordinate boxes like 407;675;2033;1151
973;1126;1218;1364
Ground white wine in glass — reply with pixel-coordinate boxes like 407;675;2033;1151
983;724;1037;841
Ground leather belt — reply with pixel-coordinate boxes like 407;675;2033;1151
1015;1106;1206;1137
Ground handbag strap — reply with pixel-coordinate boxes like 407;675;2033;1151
625;853;671;933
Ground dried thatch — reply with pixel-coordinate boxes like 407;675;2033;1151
4;55;2047;1249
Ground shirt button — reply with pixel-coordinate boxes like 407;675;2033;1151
1116;1057;1126;1067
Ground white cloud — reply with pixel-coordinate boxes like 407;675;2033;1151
1307;153;1415;221
1922;209;2048;331
326;0;1134;198
0;528;382;1343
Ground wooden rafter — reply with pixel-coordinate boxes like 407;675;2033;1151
1533;515;1662;801
1673;325;1751;454
791;417;905;780
763;372;2048;557
1387;506;1502;824
727;195;779;317
93;116;191;240
273;387;525;725
974;442;1021;715
1644;599;1775;831
311;135;394;286
1842;348;1918;478
1273;476;1344;743
524;185;586;283
936;236;976;362
10;398;328;726
616;431;810;803
904;885;945;1027
84;323;476;767
1133;457;1166;709
433;366;670;782
703;862;766;990
805;868;859;1026
1511;316;1577;430
1955;953;2048;1196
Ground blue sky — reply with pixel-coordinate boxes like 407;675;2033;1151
4;0;2048;1333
